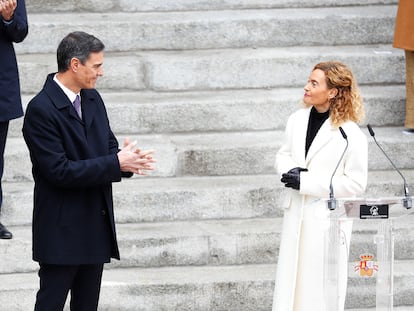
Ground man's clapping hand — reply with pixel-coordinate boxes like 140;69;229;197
0;0;17;21
117;138;156;175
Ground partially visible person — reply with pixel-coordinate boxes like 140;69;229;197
272;61;368;311
23;31;155;310
393;0;414;133
0;0;28;239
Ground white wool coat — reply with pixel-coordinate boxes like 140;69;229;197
272;107;368;311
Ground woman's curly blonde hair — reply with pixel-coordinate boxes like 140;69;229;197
308;61;365;127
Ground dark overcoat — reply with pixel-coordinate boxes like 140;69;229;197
23;73;129;264
0;0;28;121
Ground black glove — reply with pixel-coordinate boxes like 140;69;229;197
281;167;308;190
286;167;308;175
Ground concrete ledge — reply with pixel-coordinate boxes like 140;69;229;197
0;264;275;311
1;169;414;226
16;45;404;93
348;308;413;311
0;262;412;310
16;53;146;94
1;216;413;274
18;6;396;54
144;45;404;91
0;218;281;274
4;128;414;181
26;0;398;13
1;175;284;225
9;85;404;138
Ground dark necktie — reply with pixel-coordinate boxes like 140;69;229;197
73;95;82;119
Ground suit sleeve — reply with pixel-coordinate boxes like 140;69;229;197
0;0;28;43
108;129;133;178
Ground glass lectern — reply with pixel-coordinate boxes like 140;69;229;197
323;197;413;311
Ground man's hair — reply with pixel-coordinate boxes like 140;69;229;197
57;31;105;72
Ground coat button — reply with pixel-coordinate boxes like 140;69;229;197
101;210;106;216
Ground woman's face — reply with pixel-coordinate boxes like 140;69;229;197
303;69;335;113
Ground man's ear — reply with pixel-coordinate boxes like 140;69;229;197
70;57;80;73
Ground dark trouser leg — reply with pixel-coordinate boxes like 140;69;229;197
34;263;104;311
0;121;12;239
0;121;9;212
35;263;75;311
70;264;104;311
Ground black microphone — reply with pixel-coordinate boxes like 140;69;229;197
367;124;412;209
328;126;349;210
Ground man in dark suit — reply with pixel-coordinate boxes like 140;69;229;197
22;31;155;311
0;0;28;239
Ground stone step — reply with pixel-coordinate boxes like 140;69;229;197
7;131;281;180
18;6;396;54
1;175;283;226
0;218;281;274
1;213;413;274
16;44;404;94
4;127;414;181
0;264;276;311
0;262;412;310
2;170;414;226
8;84;405;137
348;308;413;311
26;0;398;13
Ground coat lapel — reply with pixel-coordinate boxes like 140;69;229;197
291;107;311;166
305;119;335;165
44;74;85;125
80;90;97;131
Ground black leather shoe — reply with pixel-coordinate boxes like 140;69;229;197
0;222;12;239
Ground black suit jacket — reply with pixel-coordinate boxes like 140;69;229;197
0;0;28;122
23;73;129;264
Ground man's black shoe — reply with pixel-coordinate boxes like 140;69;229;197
0;222;12;239
403;128;414;135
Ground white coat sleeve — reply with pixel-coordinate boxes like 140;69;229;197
275;113;303;176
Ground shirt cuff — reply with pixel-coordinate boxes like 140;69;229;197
2;18;14;25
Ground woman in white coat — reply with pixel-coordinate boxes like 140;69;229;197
272;61;368;311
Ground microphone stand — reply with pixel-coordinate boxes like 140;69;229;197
367;124;412;209
328;127;348;210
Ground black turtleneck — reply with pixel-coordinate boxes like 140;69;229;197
305;107;330;156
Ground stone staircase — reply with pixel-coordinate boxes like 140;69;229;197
0;0;413;310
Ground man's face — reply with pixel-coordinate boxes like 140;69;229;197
75;51;104;89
